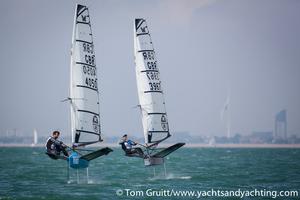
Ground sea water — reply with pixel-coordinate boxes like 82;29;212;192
0;147;299;199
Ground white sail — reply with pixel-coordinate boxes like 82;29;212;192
134;18;170;144
70;4;101;146
33;129;38;145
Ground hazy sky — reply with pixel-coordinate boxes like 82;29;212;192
0;0;299;139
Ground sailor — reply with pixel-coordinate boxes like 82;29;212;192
45;131;69;159
119;134;144;157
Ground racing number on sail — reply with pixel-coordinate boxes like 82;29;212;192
142;52;161;92
70;5;101;145
82;43;97;90
134;19;170;144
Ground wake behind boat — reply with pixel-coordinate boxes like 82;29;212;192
125;18;185;166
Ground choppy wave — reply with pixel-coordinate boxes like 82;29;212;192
0;147;299;199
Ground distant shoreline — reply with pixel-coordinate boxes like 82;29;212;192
1;143;300;148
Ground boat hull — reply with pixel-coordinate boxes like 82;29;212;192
144;157;164;166
68;152;89;169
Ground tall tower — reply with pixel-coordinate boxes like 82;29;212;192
221;91;231;138
274;110;287;140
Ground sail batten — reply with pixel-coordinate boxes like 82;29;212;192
134;18;170;145
70;4;101;146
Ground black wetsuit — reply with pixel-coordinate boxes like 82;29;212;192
119;141;129;153
119;140;144;157
45;137;68;159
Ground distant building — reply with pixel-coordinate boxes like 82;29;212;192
274;110;287;140
250;131;273;143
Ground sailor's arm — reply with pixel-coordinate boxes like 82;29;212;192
118;139;125;144
49;137;65;146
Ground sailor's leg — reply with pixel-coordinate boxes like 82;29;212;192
62;147;69;157
46;149;59;159
55;144;63;155
133;147;144;156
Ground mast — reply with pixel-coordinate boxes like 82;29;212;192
70;4;77;144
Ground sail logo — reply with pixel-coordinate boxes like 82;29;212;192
92;115;99;133
136;19;149;34
161;115;168;131
81;15;89;22
140;25;148;33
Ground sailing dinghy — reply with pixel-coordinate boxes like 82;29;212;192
132;18;185;166
66;4;112;169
